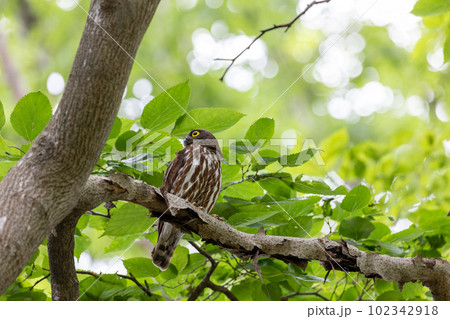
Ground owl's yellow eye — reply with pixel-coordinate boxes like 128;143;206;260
192;131;200;137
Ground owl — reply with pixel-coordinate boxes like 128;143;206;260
152;129;222;270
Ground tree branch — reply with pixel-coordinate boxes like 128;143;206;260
187;241;238;301
64;270;155;299
216;0;331;81
281;290;329;301
72;172;450;301
29;274;50;291
0;0;160;294
47;209;85;301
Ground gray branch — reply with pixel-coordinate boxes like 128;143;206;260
72;172;450;301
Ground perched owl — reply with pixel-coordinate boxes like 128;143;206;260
152;129;222;270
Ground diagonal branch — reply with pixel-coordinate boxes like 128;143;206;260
187;241;238;301
216;0;331;81
73;172;450;301
61;270;155;299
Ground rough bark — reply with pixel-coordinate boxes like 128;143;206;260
0;0;160;294
73;172;450;301
47;209;84;301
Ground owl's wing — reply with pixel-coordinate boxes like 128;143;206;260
160;147;187;195
153;148;187;270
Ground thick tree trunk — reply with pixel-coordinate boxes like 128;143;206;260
0;0;160;294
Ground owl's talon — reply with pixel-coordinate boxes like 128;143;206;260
191;202;204;210
211;214;224;221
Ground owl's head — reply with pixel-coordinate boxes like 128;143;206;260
184;129;222;155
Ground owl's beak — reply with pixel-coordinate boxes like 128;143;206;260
184;135;193;146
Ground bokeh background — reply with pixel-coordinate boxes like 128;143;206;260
0;0;449;299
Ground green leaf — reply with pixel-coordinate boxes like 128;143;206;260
103;203;155;236
228;209;281;227
123;257;160;278
277;149;317;167
262;283;282;301
0;100;5;130
282;196;321;218
376;290;404;301
137;131;183;157
444;31;450;63
79;275;127;301
341;185;371;212
339;217;375;240
340;287;359;301
230;140;254;154
140;81;190;130
115;130;138;152
171;107;245;137
107;117;122;140
290;177;348;195
259;177;292;198
221;181;264;201
245;117;275;146
251;149;280;170
159;264;178;281
171;246;189;272
180;253;205;275
269;216;313;237
368;222;391;240
10;92;52;142
412;0;450;16
74;235;91;260
385;226;424;243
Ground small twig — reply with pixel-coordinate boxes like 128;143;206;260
358;279;372;301
205;280;238;301
8;145;26;154
19;264;36;283
29;274;50;291
87;210;111;219
161;260;206;289
281;290;329;301
221;177;253;191
337;276;349;301
74;270;153;298
216;0;331;81
187;241;238;301
323;269;331;283
329;274;346;301
120;273;153;298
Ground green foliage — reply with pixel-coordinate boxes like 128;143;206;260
341;185;371;212
339;217;375;241
10;92;52;142
0;100;5;131
1;0;449;302
245;117;274;147
123;258;160;278
171;107;245;136
412;0;450;17
141;81;190;131
103;203;155;236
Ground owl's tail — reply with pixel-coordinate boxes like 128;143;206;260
152;222;184;270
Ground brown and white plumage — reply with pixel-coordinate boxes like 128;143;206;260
152;129;222;270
